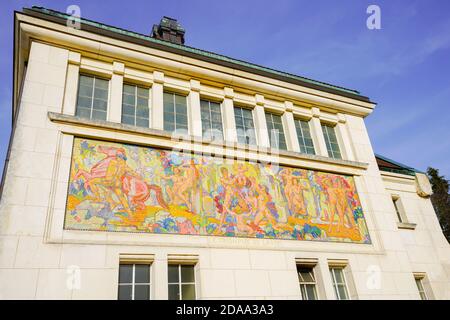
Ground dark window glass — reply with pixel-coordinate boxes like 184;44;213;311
76;75;108;120
265;112;287;150
322;124;342;159
163;92;188;134
234;107;256;145
294;119;315;155
121;84;149;128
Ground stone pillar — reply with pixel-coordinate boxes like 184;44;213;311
151;70;165;130
188;79;202;137
62;51;81;116
310;107;329;157
222;87;237;143
336;113;355;161
108;61;125;123
153;253;168;299
282;101;300;153
253;94;270;148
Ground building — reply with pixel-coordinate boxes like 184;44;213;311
0;6;449;300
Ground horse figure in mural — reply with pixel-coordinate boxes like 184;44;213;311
74;145;168;214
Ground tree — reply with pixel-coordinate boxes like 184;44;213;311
427;167;450;243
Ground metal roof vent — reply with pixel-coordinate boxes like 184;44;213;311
151;16;185;45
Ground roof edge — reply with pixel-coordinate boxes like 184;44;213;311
22;6;373;104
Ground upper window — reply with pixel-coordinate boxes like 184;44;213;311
329;267;350;300
234;107;257;145
297;265;318;300
122;84;150;128
294;118;315;155
392;196;404;223
118;264;151;300
322;124;342;159
168;264;196;300
200;99;223;141
414;275;428;300
163;92;188;134
76;75;109;120
265;112;287;150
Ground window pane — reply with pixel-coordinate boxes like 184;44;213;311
123;93;135;106
337;284;349;300
137;87;149;98
168;284;180;300
168;265;179;283
76;107;91;119
77;96;92;108
122;104;135;116
93;99;107;111
79;75;93;86
94;88;108;100
136;117;149;128
95;78;109;89
136;106;149;118
122;115;135;125
118;285;132;300
78;84;93;98
305;284;318;300
181;284;196;300
298;268;315;283
119;264;133;283
134;284;150;300
181;265;195;283
123;84;135;94
92;110;106;121
333;268;344;284
134;265;150;284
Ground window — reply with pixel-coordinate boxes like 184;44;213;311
294;118;315;155
265;112;287;150
168;264;196;300
121;84;149;128
414;275;428;300
297;265;318;300
329;267;350;300
234;106;257;145
76;75;109;120
163;92;188;133
392;196;404;223
322;124;342;159
200;99;223;141
118;264;151;300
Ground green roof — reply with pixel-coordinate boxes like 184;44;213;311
23;6;371;102
375;154;423;176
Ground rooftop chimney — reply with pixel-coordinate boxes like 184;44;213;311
151;16;185;45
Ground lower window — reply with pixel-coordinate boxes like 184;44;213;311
118;263;151;300
168;264;196;300
297;265;319;300
329;266;350;300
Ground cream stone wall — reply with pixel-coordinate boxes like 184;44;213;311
1;14;449;300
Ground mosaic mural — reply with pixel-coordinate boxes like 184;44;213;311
64;138;371;243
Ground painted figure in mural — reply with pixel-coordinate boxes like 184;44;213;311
162;159;199;212
251;183;279;230
280;168;307;217
74;145;168;214
74;146;132;213
322;175;357;232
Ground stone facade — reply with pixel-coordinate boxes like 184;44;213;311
0;8;448;300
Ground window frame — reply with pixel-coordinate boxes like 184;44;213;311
329;266;351;300
294;117;316;155
118;263;152;300
163;91;189;134
321;123;342;159
234;105;257;145
414;274;428;300
265;111;288;150
167;263;197;300
200;98;224;141
75;74;110;121
121;83;151;128
297;264;319;300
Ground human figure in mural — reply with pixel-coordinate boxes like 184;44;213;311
324;176;357;232
74;145;167;214
251;182;280;230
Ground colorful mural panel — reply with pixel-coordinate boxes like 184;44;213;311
64;138;371;243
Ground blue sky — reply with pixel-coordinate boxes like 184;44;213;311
1;0;449;177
